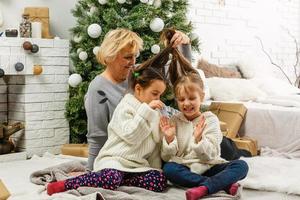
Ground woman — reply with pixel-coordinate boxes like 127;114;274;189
85;28;191;170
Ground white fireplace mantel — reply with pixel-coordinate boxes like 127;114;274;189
0;37;70;157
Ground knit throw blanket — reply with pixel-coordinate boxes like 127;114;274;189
30;160;241;200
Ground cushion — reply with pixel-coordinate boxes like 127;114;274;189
236;52;277;79
206;77;266;101
195;68;211;100
251;77;300;96
197;58;242;78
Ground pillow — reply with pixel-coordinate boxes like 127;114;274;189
206;77;266;101
197;58;242;78
236;52;277;79
196;69;211;100
250;77;300;96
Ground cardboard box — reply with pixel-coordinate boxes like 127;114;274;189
219;121;228;136
209;102;247;138
232;137;258;156
24;7;53;38
61;144;89;157
0;179;10;200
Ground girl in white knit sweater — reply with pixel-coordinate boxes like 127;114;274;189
47;57;169;195
160;70;248;199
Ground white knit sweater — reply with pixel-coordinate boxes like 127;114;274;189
93;93;162;172
161;111;226;175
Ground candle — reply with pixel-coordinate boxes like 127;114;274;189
31;22;42;38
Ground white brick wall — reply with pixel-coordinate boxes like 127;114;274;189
188;0;300;84
0;38;70;157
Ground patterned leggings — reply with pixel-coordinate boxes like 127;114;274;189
65;168;167;192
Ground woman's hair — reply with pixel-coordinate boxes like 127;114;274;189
97;28;143;65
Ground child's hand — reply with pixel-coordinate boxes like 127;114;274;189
194;114;206;143
149;100;164;110
160;116;176;144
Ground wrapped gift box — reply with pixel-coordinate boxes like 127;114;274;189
0;179;10;200
232;137;258;156
209;102;247;138
61;144;89;158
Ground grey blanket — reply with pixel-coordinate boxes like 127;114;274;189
30;161;241;200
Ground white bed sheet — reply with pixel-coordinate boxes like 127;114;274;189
239;102;300;153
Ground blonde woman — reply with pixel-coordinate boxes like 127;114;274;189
86;28;191;170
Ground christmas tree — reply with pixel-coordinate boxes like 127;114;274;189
66;0;200;143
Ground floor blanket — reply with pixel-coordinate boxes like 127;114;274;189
29;158;240;200
241;156;300;195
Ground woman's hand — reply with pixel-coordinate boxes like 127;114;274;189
149;100;164;110
160;116;176;144
170;30;191;48
194;114;206;143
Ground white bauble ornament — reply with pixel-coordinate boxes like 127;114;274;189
68;74;82;88
189;32;198;41
87;24;102;38
93;46;100;55
77;48;83;54
73;35;82;43
79;51;88;61
151;44;160;54
140;0;148;3
117;0;126;4
98;0;107;5
153;0;161;8
173;0;179;2
150;17;164;32
89;6;97;15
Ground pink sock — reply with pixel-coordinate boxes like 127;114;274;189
47;180;66;195
185;186;208;200
226;183;240;196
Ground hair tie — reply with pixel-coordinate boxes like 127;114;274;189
133;72;140;78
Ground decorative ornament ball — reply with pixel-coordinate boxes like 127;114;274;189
15;62;24;72
31;44;39;53
79;51;88;61
189;32;198;41
73;35;82;43
93;46;100;55
153;0;161;8
150;17;164;32
23;41;32;50
77;48;83;54
117;0;126;4
68;73;82;88
87;23;102;38
140;0;148;3
98;0;107;5
89;6;97;15
0;68;4;78
151;44;160;54
173;0;179;2
33;65;43;75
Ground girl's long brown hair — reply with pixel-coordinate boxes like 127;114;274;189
129;28;200;90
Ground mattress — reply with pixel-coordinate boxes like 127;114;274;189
239;102;300;151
